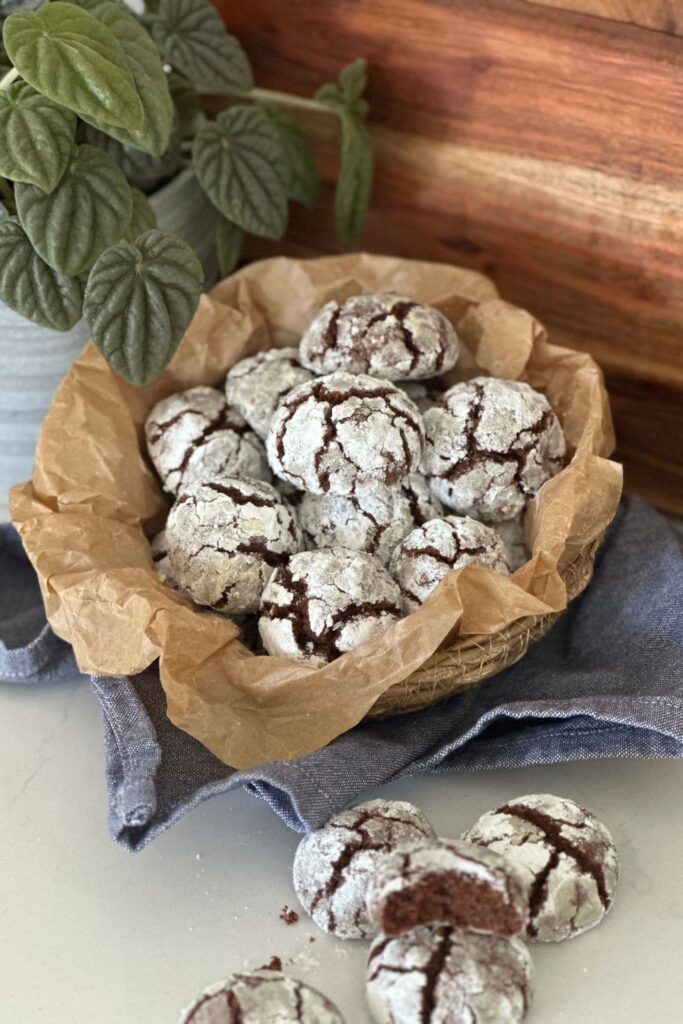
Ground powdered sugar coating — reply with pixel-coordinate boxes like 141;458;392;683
225;347;314;439
389;515;510;611
462;793;620;942
293;799;436;940
422;377;565;521
266;372;425;496
300;292;460;380
145;386;269;496
258;547;404;665
366;925;533;1024
494;514;529;571
166;476;302;615
366;837;529;938
180;970;344;1023
298;475;443;566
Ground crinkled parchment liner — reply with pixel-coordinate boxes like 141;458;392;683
10;254;623;769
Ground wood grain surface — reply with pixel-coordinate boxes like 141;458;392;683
526;1;683;35
218;0;683;512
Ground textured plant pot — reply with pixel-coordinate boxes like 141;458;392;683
0;170;218;515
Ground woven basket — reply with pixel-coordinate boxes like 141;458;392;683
11;254;623;769
368;537;600;718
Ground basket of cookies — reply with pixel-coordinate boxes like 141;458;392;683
10;253;622;768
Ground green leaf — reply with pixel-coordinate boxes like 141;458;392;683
82;122;182;191
16;144;133;277
0;215;83;330
263;106;320;208
0;81;76;193
124;187;157;242
335;112;373;247
3;2;144;131
168;70;200;139
316;58;370;120
193;105;288;239
81;3;174;156
314;82;341;106
150;0;252;94
338;58;367;108
214;218;242;277
83;228;203;385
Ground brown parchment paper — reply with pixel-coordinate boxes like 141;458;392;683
10;254;623;769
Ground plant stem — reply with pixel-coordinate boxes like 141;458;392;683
227;85;331;115
0;67;19;90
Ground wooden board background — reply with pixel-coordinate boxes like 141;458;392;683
216;0;683;513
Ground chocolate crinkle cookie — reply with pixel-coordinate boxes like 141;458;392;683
258;547;404;665
463;793;620;942
293;799;436;940
365;837;529;939
266;372;425;496
166;476;302;615
181;970;345;1023
366;925;533;1024
145;386;269;496
390;515;510;611
300;292;460;380
225;347;314;439
298;475;443;566
422;377;566;521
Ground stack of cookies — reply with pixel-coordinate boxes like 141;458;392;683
182;792;619;1023
145;292;566;664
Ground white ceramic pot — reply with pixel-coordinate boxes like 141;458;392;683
0;170;218;515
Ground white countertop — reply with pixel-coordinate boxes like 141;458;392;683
2;671;682;1023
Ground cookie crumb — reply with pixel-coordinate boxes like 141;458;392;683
259;955;283;971
280;905;299;925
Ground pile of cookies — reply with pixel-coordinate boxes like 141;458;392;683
181;792;619;1022
145;292;566;664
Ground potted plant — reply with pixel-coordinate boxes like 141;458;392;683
0;0;373;504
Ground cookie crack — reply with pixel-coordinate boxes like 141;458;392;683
204;481;275;508
401;541;487;568
420;925;454;1024
498;802;611;926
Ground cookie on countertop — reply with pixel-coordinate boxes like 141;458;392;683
258;547;404;665
145;386;269;496
366;837;529;939
225;347;314;439
293;799;436;940
298;475;443;566
266;372;425;496
300;292;460;381
166;476;302;615
463;793;619;942
422;377;565;521
389;515;510;611
366;925;533;1024
181;970;344;1023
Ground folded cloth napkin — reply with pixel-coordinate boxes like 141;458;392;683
1;497;682;852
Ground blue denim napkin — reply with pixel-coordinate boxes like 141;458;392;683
2;497;682;852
